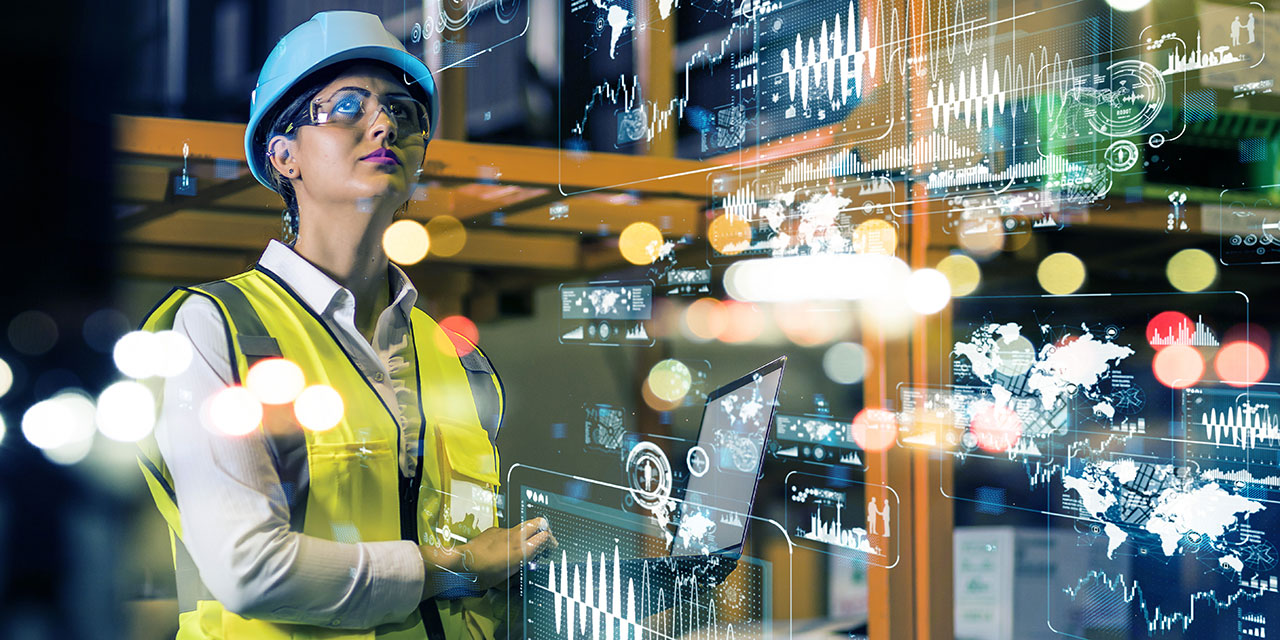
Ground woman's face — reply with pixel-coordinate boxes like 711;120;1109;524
275;64;426;215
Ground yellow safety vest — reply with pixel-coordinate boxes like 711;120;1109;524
136;266;508;640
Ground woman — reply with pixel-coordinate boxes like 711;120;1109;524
136;11;554;639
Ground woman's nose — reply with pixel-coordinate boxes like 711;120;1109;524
369;110;398;145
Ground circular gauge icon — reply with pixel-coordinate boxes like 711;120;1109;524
686;445;710;478
626;442;672;511
1089;60;1166;138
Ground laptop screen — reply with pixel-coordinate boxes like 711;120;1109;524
670;357;786;557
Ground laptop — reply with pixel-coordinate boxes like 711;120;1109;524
668;355;787;560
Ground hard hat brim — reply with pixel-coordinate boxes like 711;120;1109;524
244;45;438;193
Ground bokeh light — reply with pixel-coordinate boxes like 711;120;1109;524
426;215;467;258
113;331;162;379
22;391;96;454
641;378;682;412
246;358;306;404
0;357;12;399
823;342;868;384
1166;248;1217;292
851;408;898;452
207;385;263;436
1152;345;1205;389
1215;341;1269;387
708;214;751;256
1036;252;1086;295
82;308;132;354
619;222;664;265
905;268;952;314
718;301;765;344
851;219;897;256
1145;311;1193;350
1104;0;1151;13
96;381;157;442
294;385;344;431
648;359;692;404
684;298;727;342
154;330;195;378
383;219;430;265
437;315;480;357
935;254;981;296
8;310;59;356
969;403;1023;453
956;219;1004;257
775;302;850;346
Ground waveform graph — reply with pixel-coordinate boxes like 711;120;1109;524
784;471;898;567
1181;384;1280;464
514;470;775;640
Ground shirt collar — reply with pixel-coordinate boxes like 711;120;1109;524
258;239;418;321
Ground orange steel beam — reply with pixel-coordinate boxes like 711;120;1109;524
113;115;711;197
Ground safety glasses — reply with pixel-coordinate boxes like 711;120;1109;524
294;87;430;143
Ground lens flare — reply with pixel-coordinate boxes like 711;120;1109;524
294;385;344;431
619;222;665;265
969;402;1023;453
936;254;981;296
437;315;479;357
96;381;157;442
383;219;430;265
851;408;898;452
1152;345;1204;389
1215;341;1269;387
207;385;263;436
823;342;868;384
684;298;727;341
647;359;692;404
708;214;752;256
246;358;306;405
1166;248;1217;292
1037;252;1086;295
427;215;467;258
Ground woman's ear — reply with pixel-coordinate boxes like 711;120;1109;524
267;135;300;179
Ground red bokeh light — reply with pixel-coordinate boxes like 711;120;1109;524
438;315;479;357
1146;311;1193;350
968;402;1023;453
1152;345;1204;389
851;408;899;452
1214;341;1269;387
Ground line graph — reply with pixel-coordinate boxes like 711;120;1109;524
1197;402;1280;450
1063;569;1269;634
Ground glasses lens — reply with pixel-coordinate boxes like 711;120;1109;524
313;90;428;138
386;97;427;136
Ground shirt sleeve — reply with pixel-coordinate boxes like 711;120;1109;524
154;294;426;629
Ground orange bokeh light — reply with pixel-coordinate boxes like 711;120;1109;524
684;298;728;341
968;403;1023;453
1152;345;1204;389
719;301;765;343
851;408;898;452
1215;341;1269;387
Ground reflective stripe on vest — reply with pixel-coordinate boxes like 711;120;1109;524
137;266;504;639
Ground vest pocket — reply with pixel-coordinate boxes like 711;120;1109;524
306;439;400;543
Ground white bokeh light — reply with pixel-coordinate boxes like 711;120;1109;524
294;385;344;431
822;342;869;384
207;386;264;436
246;358;306;405
153;330;195;378
905;268;953;314
22;391;97;455
96;381;157;442
724;255;910;303
0;357;12;398
113;331;162;378
1104;0;1150;11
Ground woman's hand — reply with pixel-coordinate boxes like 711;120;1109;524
458;518;558;591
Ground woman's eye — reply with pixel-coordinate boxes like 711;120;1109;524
333;96;363;116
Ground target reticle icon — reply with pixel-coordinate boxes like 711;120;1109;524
687;445;710;478
1089;60;1166;138
626;441;672;510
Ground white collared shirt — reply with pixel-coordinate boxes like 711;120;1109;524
154;239;425;629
